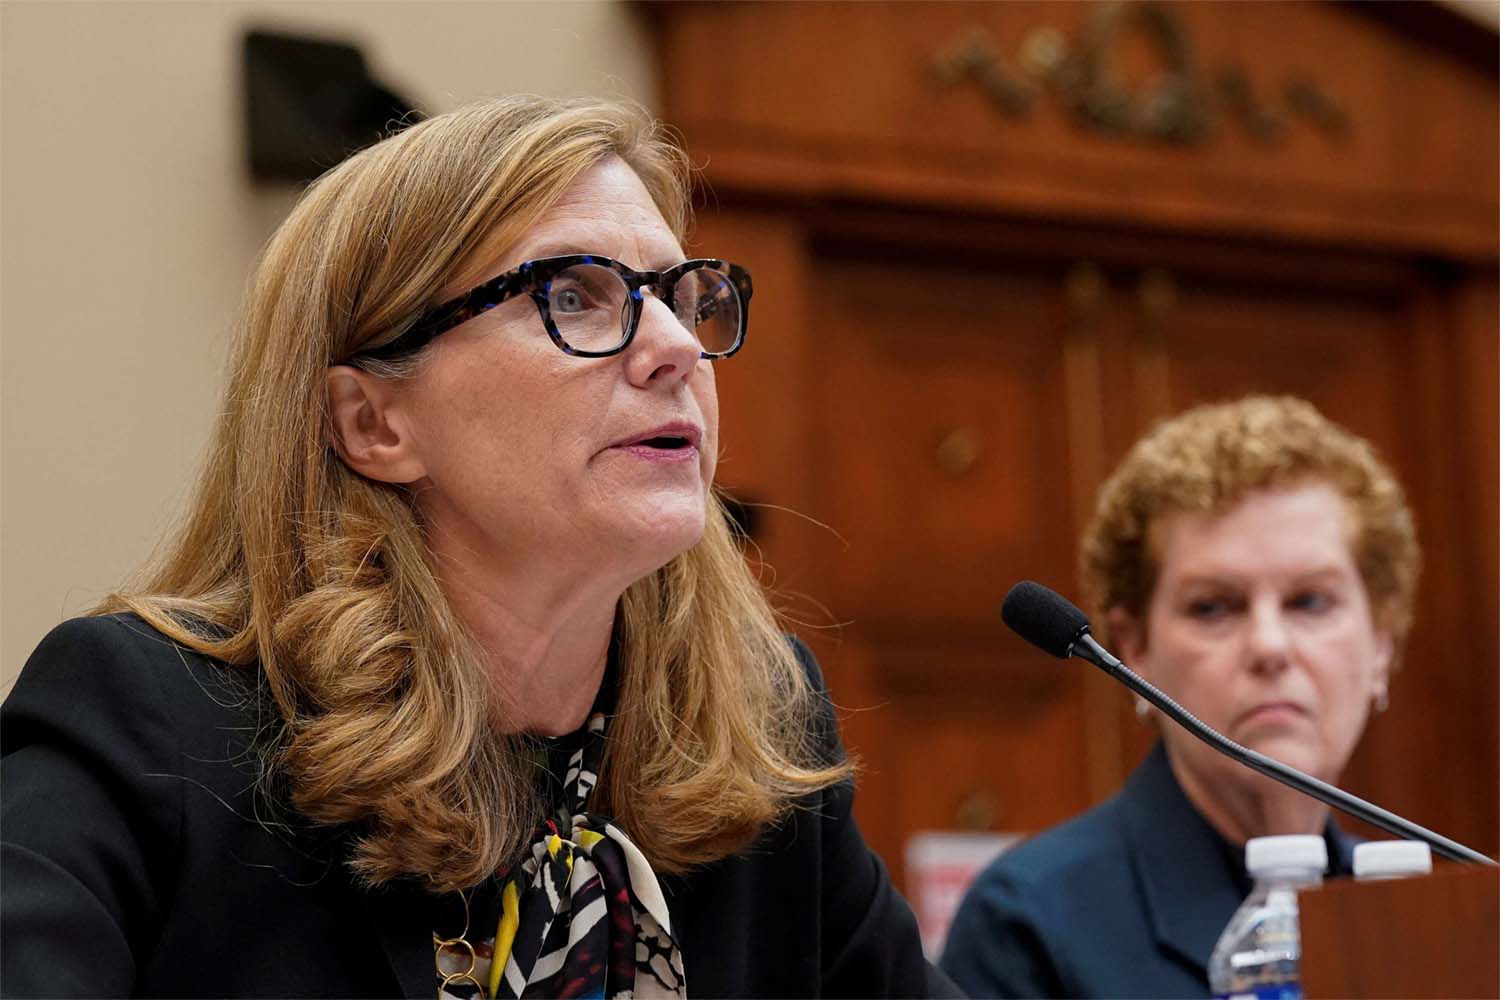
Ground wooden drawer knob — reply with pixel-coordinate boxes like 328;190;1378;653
1066;260;1107;312
955;789;1000;830
935;426;985;477
1138;267;1178;317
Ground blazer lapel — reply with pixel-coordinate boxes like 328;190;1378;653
370;879;445;998
1116;745;1248;978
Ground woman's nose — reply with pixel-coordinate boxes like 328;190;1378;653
1246;600;1292;674
624;294;703;386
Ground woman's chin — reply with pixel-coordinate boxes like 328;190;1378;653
610;503;707;572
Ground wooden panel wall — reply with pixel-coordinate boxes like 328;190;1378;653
650;0;1499;881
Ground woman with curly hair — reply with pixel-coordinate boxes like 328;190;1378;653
942;395;1419;998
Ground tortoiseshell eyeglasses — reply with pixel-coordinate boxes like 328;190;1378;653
353;254;752;361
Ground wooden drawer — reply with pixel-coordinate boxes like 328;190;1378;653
826;637;1101;893
810;249;1079;625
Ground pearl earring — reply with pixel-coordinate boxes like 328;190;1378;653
1134;695;1151;720
1373;683;1389;713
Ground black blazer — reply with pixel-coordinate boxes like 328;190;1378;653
938;744;1358;998
2;614;958;998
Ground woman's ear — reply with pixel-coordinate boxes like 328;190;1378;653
325;365;427;484
1106;608;1148;672
1371;627;1395;707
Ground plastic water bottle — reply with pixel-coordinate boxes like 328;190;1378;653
1208;834;1327;1000
1353;839;1432;880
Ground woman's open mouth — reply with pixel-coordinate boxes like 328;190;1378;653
610;422;702;463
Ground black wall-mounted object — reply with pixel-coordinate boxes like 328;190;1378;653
243;28;423;183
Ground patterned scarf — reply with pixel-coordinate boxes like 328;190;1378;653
435;704;687;999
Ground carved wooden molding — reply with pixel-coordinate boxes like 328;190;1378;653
929;1;1348;147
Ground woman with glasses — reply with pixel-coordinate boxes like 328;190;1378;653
1;97;953;998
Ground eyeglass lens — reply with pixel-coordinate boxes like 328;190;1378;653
547;263;741;354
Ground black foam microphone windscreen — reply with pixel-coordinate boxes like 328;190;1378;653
1000;581;1090;659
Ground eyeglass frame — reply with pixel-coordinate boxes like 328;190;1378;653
351;254;753;361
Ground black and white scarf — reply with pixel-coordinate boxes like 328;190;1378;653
436;703;686;999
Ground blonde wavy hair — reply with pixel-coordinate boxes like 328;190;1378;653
1080;395;1420;654
101;96;851;892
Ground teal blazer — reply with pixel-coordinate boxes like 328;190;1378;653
939;743;1358;998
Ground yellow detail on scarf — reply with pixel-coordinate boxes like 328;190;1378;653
488;881;520;998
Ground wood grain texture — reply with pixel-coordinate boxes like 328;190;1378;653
650;1;1499;256
1300;865;1500;999
651;0;1500;887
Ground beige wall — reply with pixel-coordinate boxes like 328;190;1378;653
1441;0;1500;29
1;1;654;689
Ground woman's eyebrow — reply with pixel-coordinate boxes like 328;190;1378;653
1289;567;1351;586
1172;574;1245;591
1173;566;1349;591
521;241;590;261
519;242;687;272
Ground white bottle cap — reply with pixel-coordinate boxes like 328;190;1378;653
1245;834;1328;876
1353;840;1432;879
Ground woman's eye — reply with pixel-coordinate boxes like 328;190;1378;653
553;287;589;313
1186;597;1231;620
1288;590;1333;613
551;276;614;314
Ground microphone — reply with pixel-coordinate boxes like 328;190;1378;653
1001;580;1497;867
